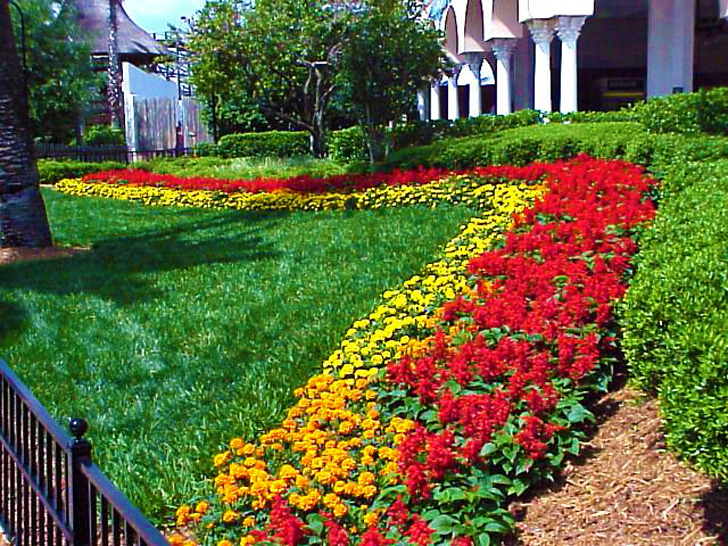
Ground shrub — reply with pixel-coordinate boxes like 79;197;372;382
385;121;728;172
620;160;728;481
194;142;220;157
631;87;728;136
327;126;368;162
217;131;312;158
84;125;126;146
38;159;127;185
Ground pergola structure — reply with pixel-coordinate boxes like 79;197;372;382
418;0;728;120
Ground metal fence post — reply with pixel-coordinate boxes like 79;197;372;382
69;418;92;546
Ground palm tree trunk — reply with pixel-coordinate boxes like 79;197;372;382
0;0;53;248
107;0;124;128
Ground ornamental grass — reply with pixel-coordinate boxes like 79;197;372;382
170;156;656;546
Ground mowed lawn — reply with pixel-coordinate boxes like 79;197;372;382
0;189;474;521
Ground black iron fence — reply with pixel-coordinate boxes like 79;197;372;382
0;359;169;546
35;144;195;165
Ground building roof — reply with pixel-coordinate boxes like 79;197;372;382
74;0;170;59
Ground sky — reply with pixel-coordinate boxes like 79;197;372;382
123;0;207;35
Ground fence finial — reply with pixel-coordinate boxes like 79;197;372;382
69;417;89;440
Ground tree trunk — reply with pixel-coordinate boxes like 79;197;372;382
365;126;388;164
107;0;124;128
0;0;52;248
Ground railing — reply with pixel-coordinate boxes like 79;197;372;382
35;144;196;165
0;359;169;546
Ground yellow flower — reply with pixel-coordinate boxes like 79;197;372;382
218;541;233;546
222;510;239;524
242;517;255;527
333;503;348;518
195;501;210;514
213;451;230;467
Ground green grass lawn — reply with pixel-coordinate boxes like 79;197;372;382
0;189;474;522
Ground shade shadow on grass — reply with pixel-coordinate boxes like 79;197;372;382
0;209;285;306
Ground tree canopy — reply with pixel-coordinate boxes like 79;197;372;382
11;0;100;143
187;0;445;160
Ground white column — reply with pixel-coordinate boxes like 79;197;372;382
430;81;442;121
465;55;484;118
417;90;430;121
447;67;462;121
527;18;556;114
492;39;516;116
647;0;695;97
556;16;586;114
513;37;533;111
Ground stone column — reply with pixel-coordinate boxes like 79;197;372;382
527;18;556;113
447;66;462;121
492;39;516;116
556;16;587;114
430;80;442;121
417;89;430;121
647;0;695;97
465;53;484;118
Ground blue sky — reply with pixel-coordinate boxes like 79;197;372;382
123;0;207;34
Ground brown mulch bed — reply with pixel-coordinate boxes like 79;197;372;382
0;245;89;266
505;386;728;545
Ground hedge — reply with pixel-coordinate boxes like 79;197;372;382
384;122;728;172
217;130;312;158
37;159;127;185
619;160;728;481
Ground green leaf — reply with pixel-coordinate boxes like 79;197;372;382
429;514;459;534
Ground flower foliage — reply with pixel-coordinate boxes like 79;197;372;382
164;156;654;545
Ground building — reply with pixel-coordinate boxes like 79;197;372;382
73;0;210;152
419;0;728;120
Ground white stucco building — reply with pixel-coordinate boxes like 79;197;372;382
418;0;728;119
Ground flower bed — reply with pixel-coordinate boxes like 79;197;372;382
56;172;524;212
78;168;453;195
171;156;656;546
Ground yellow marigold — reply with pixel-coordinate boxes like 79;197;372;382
362;430;375;440
314;470;335;485
269;480;287;495
222;510;239;524
242;517;255;528
214;451;230;467
168;536;185;546
230;438;245;451
338;421;354;435
176;505;191;519
357;472;375;487
363;511;380;527
278;464;299;481
218;540;233;546
333;503;348;518
240;536;255;546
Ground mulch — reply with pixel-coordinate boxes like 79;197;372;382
0;246;89;266
505;384;728;545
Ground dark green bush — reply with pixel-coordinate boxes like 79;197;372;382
84;125;126;146
194;142;220;157
327;126;368;162
216;131;311;158
385;121;728;171
620;160;728;480
631;87;728;136
38;159;127;185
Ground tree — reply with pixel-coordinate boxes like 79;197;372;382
10;0;99;143
0;0;53;247
340;0;445;162
188;0;355;157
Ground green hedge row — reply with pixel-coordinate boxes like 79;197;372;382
215;130;312;159
619;160;728;481
385;122;728;171
37;159;127;185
